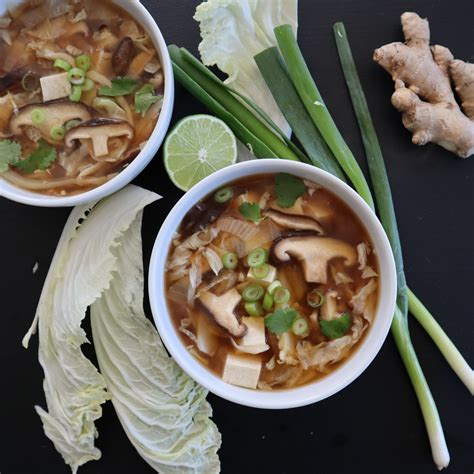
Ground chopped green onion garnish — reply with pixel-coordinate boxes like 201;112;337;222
307;289;325;308
54;58;72;72
30;109;45;125
273;286;290;305
50;126;65;141
21;72;39;92
244;301;263;317
247;247;267;267
292;317;309;337
222;252;238;270
69;85;82;102
262;292;274;312
214;187;233;203
65;119;82;131
75;54;91;72
267;280;282;295
68;67;85;85
242;283;264;303
81;78;94;92
251;263;270;280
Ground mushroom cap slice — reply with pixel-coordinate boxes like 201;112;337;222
263;208;324;234
64;118;134;158
272;236;357;284
199;288;247;337
9;100;91;143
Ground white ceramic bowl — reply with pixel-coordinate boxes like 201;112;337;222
0;0;174;207
149;160;397;409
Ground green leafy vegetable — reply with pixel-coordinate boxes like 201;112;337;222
194;0;298;135
239;202;261;221
14;139;57;173
134;84;161;116
275;172;305;208
0;139;22;172
23;185;221;473
265;307;298;335
320;313;351;339
99;77;138;97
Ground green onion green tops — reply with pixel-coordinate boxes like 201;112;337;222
222;252;238;270
245;302;263;317
247;247;267;267
214;187;233;203
307;289;324;308
242;284;265;302
273;286;291;305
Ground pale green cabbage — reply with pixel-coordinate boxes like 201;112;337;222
194;0;298;136
23;185;221;473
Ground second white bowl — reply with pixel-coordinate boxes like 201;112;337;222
149;159;397;409
0;0;174;207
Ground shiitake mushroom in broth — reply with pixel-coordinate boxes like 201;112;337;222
165;173;380;390
0;0;164;196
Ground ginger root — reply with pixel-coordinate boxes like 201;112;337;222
374;12;474;158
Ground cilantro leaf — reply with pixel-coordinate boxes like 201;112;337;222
275;173;306;208
14;139;57;173
134;84;161;116
0;139;22;172
239;202;261;222
99;77;138;97
320;313;351;339
265;307;298;335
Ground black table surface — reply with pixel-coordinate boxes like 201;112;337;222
1;1;473;473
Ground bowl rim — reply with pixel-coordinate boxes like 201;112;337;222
149;159;397;409
0;0;174;207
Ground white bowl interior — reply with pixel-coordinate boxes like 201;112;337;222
0;0;174;207
149;160;397;409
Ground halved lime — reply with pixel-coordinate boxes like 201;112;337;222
164;114;237;191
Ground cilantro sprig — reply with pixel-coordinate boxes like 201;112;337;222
275;173;306;208
239;202;261;222
265;307;298;335
134;84;161;116
320;313;351;339
0;140;22;172
99;77;138;97
14;140;57;173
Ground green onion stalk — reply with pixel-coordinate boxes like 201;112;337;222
273;26;374;210
331;22;472;390
332;21;472;469
274;23;450;469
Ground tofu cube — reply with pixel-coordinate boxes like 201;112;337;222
40;73;72;102
241;316;266;347
222;353;261;389
247;264;277;286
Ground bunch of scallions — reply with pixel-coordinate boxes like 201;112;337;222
168;23;472;470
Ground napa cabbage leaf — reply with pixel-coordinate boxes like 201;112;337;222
194;0;298;136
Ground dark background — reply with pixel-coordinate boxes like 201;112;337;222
1;0;473;473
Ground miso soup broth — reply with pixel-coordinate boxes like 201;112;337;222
0;0;164;196
165;173;380;390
